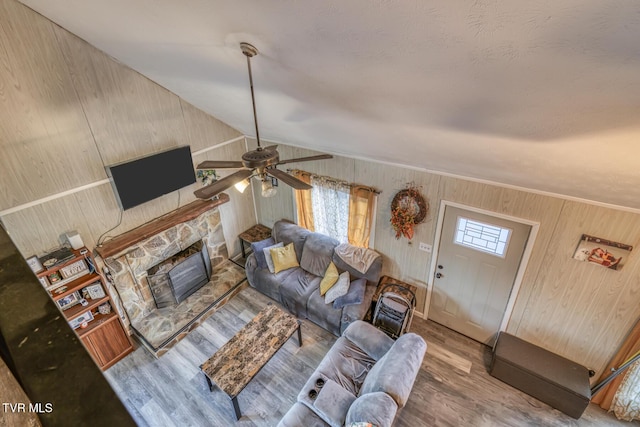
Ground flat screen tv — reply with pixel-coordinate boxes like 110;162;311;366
106;146;196;210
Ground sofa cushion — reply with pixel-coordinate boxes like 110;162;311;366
359;332;427;407
273;220;312;262
271;242;300;273
325;271;350;304
307;289;344;336
342;320;394;361
312;336;376;396
333;278;367;309
300;232;340;276
320;262;339;296
263;242;284;273
346;392;398;427
279;269;322;318
251;237;275;269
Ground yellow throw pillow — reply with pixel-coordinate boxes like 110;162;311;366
320;262;339;296
270;242;299;274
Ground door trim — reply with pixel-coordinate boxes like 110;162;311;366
423;200;540;334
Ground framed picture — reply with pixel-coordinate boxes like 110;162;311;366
38;276;49;288
573;234;633;271
57;291;81;311
26;256;44;273
69;310;94;329
84;283;105;300
59;259;88;279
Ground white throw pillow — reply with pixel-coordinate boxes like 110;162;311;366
263;242;284;273
325;271;350;304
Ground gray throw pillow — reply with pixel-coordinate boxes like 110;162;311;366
263;242;284;274
251;237;275;269
325;271;350;304
333;278;366;309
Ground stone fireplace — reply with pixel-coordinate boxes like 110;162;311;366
96;197;246;357
147;240;212;308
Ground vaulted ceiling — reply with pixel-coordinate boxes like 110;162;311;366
19;0;640;210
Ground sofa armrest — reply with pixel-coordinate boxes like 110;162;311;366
342;320;394;361
359;333;426;407
346;392;398;427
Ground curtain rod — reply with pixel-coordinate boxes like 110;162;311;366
287;169;382;194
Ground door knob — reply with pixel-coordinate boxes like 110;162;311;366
436;272;444;278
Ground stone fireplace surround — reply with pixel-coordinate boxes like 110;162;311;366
96;197;246;358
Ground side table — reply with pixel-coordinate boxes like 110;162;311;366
238;224;272;259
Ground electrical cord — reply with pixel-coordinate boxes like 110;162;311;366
96;208;123;247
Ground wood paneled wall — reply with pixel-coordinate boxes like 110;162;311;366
253;142;640;380
0;0;255;258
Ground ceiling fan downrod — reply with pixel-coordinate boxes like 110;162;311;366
241;42;262;149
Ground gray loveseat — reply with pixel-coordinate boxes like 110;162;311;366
245;221;382;336
278;320;427;427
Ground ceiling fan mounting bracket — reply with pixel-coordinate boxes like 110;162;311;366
240;42;258;58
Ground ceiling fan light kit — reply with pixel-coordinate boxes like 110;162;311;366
234;178;251;193
261;179;277;198
193;43;333;200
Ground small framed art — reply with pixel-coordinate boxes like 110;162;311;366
573;234;633;271
69;311;94;329
57;291;81;311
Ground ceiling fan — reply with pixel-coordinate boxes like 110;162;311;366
194;42;333;200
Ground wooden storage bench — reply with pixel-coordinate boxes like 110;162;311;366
490;332;591;419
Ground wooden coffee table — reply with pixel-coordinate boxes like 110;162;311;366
200;304;301;420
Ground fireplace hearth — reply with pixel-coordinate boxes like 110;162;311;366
98;200;247;357
147;240;212;308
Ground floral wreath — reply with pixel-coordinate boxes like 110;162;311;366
390;185;428;240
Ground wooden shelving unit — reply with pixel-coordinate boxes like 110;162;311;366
36;247;133;370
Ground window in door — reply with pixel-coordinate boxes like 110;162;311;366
454;216;512;258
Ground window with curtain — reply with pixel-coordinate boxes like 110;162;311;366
310;175;350;243
292;170;377;248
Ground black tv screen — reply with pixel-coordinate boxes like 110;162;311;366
106;146;196;210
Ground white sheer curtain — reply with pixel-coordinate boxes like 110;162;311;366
611;360;640;420
310;175;350;243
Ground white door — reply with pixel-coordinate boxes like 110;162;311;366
429;206;531;345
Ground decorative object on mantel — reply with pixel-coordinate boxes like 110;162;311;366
390;183;428;240
572;234;633;271
196;169;217;186
192;42;333;200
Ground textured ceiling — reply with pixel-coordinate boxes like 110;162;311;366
19;0;640;210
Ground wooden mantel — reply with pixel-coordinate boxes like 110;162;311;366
95;194;230;259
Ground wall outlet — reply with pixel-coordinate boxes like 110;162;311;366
419;242;432;252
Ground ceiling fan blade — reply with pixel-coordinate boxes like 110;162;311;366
263;144;278;151
277;154;333;165
267;168;312;190
193;169;253;199
196;160;245;170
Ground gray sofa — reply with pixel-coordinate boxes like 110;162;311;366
245;220;382;336
278;320;427;427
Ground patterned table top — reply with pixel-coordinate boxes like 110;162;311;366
200;304;299;398
238;224;272;244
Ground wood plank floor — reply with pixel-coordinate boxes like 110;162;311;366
104;287;638;426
